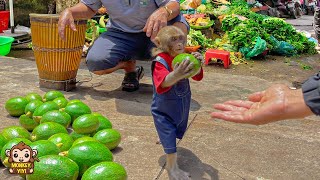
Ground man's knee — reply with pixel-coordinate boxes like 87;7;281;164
86;51;101;71
86;51;118;73
87;56;126;75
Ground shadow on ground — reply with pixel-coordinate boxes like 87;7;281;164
64;82;201;117
0;166;21;180
158;147;219;180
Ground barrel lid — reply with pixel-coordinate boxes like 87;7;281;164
29;13;60;19
29;13;87;23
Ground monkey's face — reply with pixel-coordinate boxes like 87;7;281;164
153;26;187;57
169;35;186;57
12;149;31;162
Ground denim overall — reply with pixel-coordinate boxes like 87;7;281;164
151;56;191;154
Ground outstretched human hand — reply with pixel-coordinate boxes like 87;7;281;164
211;84;314;125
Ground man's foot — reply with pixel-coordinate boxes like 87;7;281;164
122;66;144;92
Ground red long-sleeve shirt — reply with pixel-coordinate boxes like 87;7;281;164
153;53;204;94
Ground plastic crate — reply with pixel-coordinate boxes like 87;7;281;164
0;11;9;33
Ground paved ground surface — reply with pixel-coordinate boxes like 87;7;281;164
0;16;320;180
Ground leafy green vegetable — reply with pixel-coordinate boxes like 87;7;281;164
187;34;199;46
227;20;266;49
262;18;316;54
217;1;316;55
221;15;242;32
86;19;98;33
301;64;313;70
212;34;237;52
85;19;99;41
188;29;214;48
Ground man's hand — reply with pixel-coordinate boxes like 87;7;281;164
143;7;168;41
58;9;77;40
211;84;314;125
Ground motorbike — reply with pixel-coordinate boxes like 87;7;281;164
284;0;303;18
304;0;317;15
259;0;299;18
258;0;303;18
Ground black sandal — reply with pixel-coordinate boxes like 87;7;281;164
122;66;144;92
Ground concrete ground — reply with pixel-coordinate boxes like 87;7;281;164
1;56;320;180
0;16;320;180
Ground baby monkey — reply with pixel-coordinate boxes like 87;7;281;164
151;26;204;180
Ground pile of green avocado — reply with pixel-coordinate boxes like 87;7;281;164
3;90;127;180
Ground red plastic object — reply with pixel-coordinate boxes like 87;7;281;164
204;49;231;69
260;6;269;11
261;49;269;56
0;11;9;33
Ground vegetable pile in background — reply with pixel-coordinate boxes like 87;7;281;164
83;0;317;64
183;0;317;63
83;15;108;56
220;4;317;55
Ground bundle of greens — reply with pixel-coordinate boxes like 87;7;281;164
213;34;237;52
85;19;99;41
261;18;316;54
221;15;242;32
218;0;316;55
187;29;214;48
187;33;199;46
227;20;270;50
228;5;267;23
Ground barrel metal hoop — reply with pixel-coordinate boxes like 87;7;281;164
32;45;83;52
38;77;77;83
30;17;87;25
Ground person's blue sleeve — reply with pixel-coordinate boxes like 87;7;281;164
81;0;102;11
156;0;180;7
302;72;320;115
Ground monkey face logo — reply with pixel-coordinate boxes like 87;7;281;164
5;141;39;174
11;147;32;162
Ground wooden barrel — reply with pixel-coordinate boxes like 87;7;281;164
30;13;86;82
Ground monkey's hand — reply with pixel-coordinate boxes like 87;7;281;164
172;57;196;79
191;52;203;75
191;52;204;65
160;58;195;88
